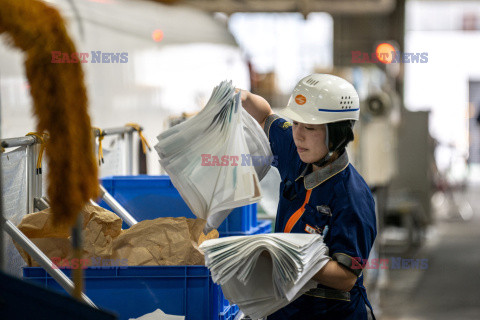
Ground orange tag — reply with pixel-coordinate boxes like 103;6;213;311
295;95;306;105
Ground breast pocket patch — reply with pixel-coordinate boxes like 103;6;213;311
305;224;322;234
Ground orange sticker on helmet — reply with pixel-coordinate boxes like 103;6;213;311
295;95;306;105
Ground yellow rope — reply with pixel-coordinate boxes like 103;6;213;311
125;123;151;154
26;132;47;174
92;127;105;166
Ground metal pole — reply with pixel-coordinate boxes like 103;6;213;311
3;219;97;308
34;197;50;211
91;126;136;175
26;144;35;214
92;126;135;138
33;142;42;212
0;74;3;272
71;213;84;300
102;127;135;137
1;136;36;148
126;130;134;175
98;185;137;226
0;153;4;272
2;127;136;146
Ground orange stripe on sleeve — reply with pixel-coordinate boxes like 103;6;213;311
284;189;312;233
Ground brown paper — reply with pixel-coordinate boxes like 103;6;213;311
111;217;209;266
198;229;220;247
83;206;122;258
15;205;219;267
15;238;72;267
15;203;122;267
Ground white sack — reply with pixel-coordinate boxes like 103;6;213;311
155;81;272;231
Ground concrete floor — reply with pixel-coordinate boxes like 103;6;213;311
380;184;480;320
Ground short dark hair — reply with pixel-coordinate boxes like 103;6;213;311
327;120;355;153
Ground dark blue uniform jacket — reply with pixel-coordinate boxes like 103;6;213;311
264;115;377;320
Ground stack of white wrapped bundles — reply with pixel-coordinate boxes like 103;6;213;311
155;81;272;232
200;233;330;319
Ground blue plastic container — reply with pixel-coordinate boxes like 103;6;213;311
22;221;272;320
1;270;116;320
23;266;237;320
221;219;272;237
100;175;258;233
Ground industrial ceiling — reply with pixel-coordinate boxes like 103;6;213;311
181;0;396;15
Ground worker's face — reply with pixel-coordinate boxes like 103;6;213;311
292;121;328;164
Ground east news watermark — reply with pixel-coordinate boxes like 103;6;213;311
352;43;428;64
352;257;429;270
51;51;128;63
352;51;428;64
201;154;278;167
51;257;128;269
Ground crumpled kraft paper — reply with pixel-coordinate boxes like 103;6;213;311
15;203;122;267
15;205;219;267
111;217;218;266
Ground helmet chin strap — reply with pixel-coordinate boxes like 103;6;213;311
313;153;333;168
313;123;348;168
313;123;332;167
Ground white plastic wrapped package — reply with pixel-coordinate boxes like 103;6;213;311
200;233;330;319
155;81;272;231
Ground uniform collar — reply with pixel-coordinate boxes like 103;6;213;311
295;151;349;190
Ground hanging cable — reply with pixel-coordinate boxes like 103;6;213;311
92;127;105;166
26;132;47;174
125;123;151;154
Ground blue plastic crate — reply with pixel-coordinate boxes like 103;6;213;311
220;219;272;237
23;266;237;320
256;219;273;234
1;270;116;320
100;175;258;233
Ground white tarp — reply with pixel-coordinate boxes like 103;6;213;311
98;136;127;177
1;146;28;277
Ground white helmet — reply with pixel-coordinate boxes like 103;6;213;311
277;74;360;125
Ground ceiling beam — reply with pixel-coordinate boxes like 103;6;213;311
182;0;396;15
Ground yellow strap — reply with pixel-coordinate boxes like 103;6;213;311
26;132;47;174
92;127;104;166
125;123;151;154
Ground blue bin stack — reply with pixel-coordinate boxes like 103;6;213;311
100;175;260;234
24;266;239;320
24;175;272;320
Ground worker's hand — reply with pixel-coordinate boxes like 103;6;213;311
235;88;249;103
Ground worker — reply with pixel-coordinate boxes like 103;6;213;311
239;73;377;320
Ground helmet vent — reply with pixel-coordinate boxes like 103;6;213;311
306;78;319;86
340;97;354;109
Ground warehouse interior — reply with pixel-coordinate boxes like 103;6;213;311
1;0;480;319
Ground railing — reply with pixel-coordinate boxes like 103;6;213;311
1;126;138;213
0;125;142;306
